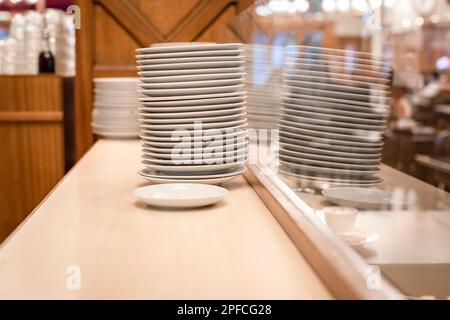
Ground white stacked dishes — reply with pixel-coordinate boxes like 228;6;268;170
92;78;140;139
136;43;248;185
245;44;282;131
279;45;391;189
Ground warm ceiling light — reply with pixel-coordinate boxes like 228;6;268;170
322;0;336;12
336;0;350;12
401;19;411;28
294;0;310;13
351;0;369;12
415;16;424;26
383;0;395;8
430;14;440;24
369;0;382;10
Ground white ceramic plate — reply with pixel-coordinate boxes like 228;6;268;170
143;145;248;160
285;56;387;73
279;139;381;159
139;84;244;97
284;85;386;103
138;56;244;65
136;49;244;60
336;230;380;246
279;147;380;165
142;160;246;174
139;78;243;89
322;187;394;210
141;123;248;137
136;43;243;54
141;118;247;131
284;69;390;86
282;92;390;111
137;61;244;71
281;101;387;120
139;66;245;77
284;73;388;90
280;161;378;177
285;79;387;96
139;96;245;108
139;91;246;102
141;140;248;152
285;45;385;60
279;130;383;151
140;128;247;142
280;154;379;171
140;72;245;83
280;169;382;188
285;61;390;78
134;183;228;208
286;51;386;67
279;120;383;142
281;112;386;130
139;113;246;124
140;106;245;118
138;170;243;185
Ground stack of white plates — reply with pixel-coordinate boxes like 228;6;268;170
135;43;248;184
245;44;282;130
92;78;140;139
279;45;391;188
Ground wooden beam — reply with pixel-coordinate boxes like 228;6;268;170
97;0;163;46
168;0;237;41
0;111;63;122
74;0;94;159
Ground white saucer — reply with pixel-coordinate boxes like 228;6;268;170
139;169;244;185
139;84;245;97
322;187;393;210
139;96;245;108
139;78;243;89
141;106;245;118
139;66;245;77
337;230;380;246
136;43;243;54
137;56;244;65
138;91;246;102
136;50;244;60
139;72;245;83
134;183;228;209
140;113;245;124
137;61;244;71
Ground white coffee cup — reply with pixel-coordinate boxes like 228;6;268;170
323;206;358;233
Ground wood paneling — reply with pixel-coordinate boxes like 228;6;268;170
0;76;65;243
75;0;253;159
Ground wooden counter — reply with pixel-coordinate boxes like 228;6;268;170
0;140;332;300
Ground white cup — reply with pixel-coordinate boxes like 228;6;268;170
323;206;358;234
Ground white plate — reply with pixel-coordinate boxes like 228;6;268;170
140;96;245;108
281;111;386;130
322;187;394;210
280;169;382;188
139;91;246;102
286;51;386;67
285;61;390;78
282;92;390;111
138;170;243;185
279;139;381;159
285;56;387;73
139;84;244;97
285;69;390;86
139;66;245;77
280;154;379;171
285;79;387;96
279;147;380;165
142;123;248;137
281;101;387;120
336;229;380;246
285;45;386;60
143;145;248;159
284;85;386;104
280;161;378;177
279;120;383;142
284;73;388;91
136;43;243;54
139;78;243;89
140;112;246;124
141;166;246;179
138;56;244;65
279;130;383;151
141;128;247;142
136;49;244;60
142;140;248;152
142;160;246;174
140;106;245;118
134;183;228;208
140;72;245;83
141;118;247;130
138;61;244;71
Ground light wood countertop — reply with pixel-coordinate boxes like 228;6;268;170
0;140;332;300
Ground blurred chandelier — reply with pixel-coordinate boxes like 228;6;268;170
321;0;395;13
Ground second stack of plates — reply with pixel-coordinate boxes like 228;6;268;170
92;78;140;139
136;43;248;184
279;45;391;188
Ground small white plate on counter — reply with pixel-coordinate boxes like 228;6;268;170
134;183;228;209
322;187;393;210
337;230;380;246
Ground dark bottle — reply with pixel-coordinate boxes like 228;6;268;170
39;31;55;73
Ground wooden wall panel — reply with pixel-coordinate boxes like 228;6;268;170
0;76;65;243
75;0;253;159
